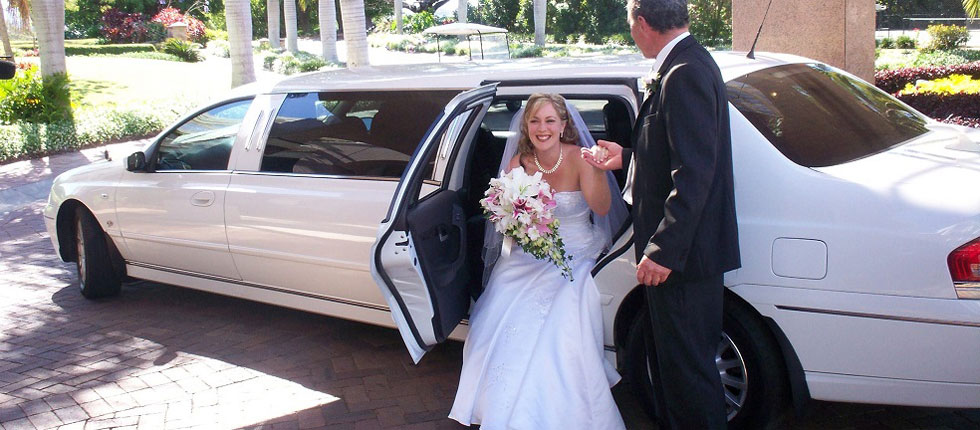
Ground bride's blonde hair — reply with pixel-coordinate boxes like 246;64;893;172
517;93;579;155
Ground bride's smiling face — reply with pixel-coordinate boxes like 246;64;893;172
526;102;566;152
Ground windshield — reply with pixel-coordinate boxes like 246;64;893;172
727;63;930;167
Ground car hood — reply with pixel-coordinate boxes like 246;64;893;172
54;158;121;184
815;124;980;226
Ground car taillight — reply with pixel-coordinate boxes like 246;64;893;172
948;237;980;299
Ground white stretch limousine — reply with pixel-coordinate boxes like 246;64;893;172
44;54;980;428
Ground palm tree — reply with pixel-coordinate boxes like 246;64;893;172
284;0;298;53
1;2;13;58
29;0;64;76
319;0;338;62
533;0;545;46
268;0;281;49
8;0;29;30
966;0;980;18
226;0;256;87
457;0;467;24
339;0;369;68
395;0;403;34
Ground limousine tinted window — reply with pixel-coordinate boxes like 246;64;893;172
155;98;253;171
260;91;458;178
727;63;929;167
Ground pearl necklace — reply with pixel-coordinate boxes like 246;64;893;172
534;148;564;174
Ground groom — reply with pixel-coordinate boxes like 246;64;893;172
583;0;739;428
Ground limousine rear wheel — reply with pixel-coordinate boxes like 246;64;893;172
74;207;121;299
624;296;789;429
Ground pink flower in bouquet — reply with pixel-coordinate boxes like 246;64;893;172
481;168;573;280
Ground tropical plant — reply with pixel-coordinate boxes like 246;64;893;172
0;64;72;124
895;34;917;49
162;38;201;62
965;0;980;18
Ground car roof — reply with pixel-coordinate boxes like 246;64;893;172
231;50;815;97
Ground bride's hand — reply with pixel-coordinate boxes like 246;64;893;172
581;140;623;171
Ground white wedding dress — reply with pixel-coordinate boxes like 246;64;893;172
449;190;627;430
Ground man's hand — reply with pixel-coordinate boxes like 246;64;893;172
581;139;624;171
637;255;672;286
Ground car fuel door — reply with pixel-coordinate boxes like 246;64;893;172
371;84;496;363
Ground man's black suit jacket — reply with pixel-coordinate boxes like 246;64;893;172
625;36;740;280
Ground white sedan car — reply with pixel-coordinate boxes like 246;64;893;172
44;53;980;428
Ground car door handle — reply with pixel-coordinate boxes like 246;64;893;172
190;191;215;207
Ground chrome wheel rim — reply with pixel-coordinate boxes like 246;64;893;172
717;332;748;420
75;219;86;288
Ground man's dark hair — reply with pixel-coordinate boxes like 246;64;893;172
629;0;689;33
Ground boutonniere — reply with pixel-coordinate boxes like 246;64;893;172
642;71;661;96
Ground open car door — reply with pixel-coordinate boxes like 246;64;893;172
371;85;496;363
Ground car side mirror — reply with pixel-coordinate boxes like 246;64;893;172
0;61;15;80
126;151;147;172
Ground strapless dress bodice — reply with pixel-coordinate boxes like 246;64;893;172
552;191;606;263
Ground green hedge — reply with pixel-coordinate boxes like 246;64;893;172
65;44;157;56
0;102;192;164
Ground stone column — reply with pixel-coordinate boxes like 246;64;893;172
733;0;875;82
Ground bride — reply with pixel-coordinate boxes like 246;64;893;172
449;93;629;429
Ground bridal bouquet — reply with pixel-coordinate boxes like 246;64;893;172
481;168;573;280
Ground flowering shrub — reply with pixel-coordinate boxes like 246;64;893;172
151;7;207;43
927;24;970;51
100;8;149;43
875;61;980;94
899;74;980;96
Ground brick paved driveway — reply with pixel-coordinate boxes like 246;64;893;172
1;142;977;430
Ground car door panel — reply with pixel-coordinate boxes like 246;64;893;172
372;84;497;363
224;174;398;304
115;98;257;279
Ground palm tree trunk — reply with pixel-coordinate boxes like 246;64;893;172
319;0;338;62
29;0;66;76
457;0;467;24
284;0;299;53
0;3;13;58
227;0;257;87
339;0;369;68
268;0;281;49
395;0;403;34
533;0;546;47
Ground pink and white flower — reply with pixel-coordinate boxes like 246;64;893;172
480;168;573;280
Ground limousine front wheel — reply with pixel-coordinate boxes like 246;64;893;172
74;207;121;299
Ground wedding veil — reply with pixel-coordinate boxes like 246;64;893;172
481;99;630;286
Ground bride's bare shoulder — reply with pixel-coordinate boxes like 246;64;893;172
506;154;523;171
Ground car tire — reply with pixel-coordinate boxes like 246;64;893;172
723;296;790;430
623;296;789;429
74;207;121;299
624;310;661;424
